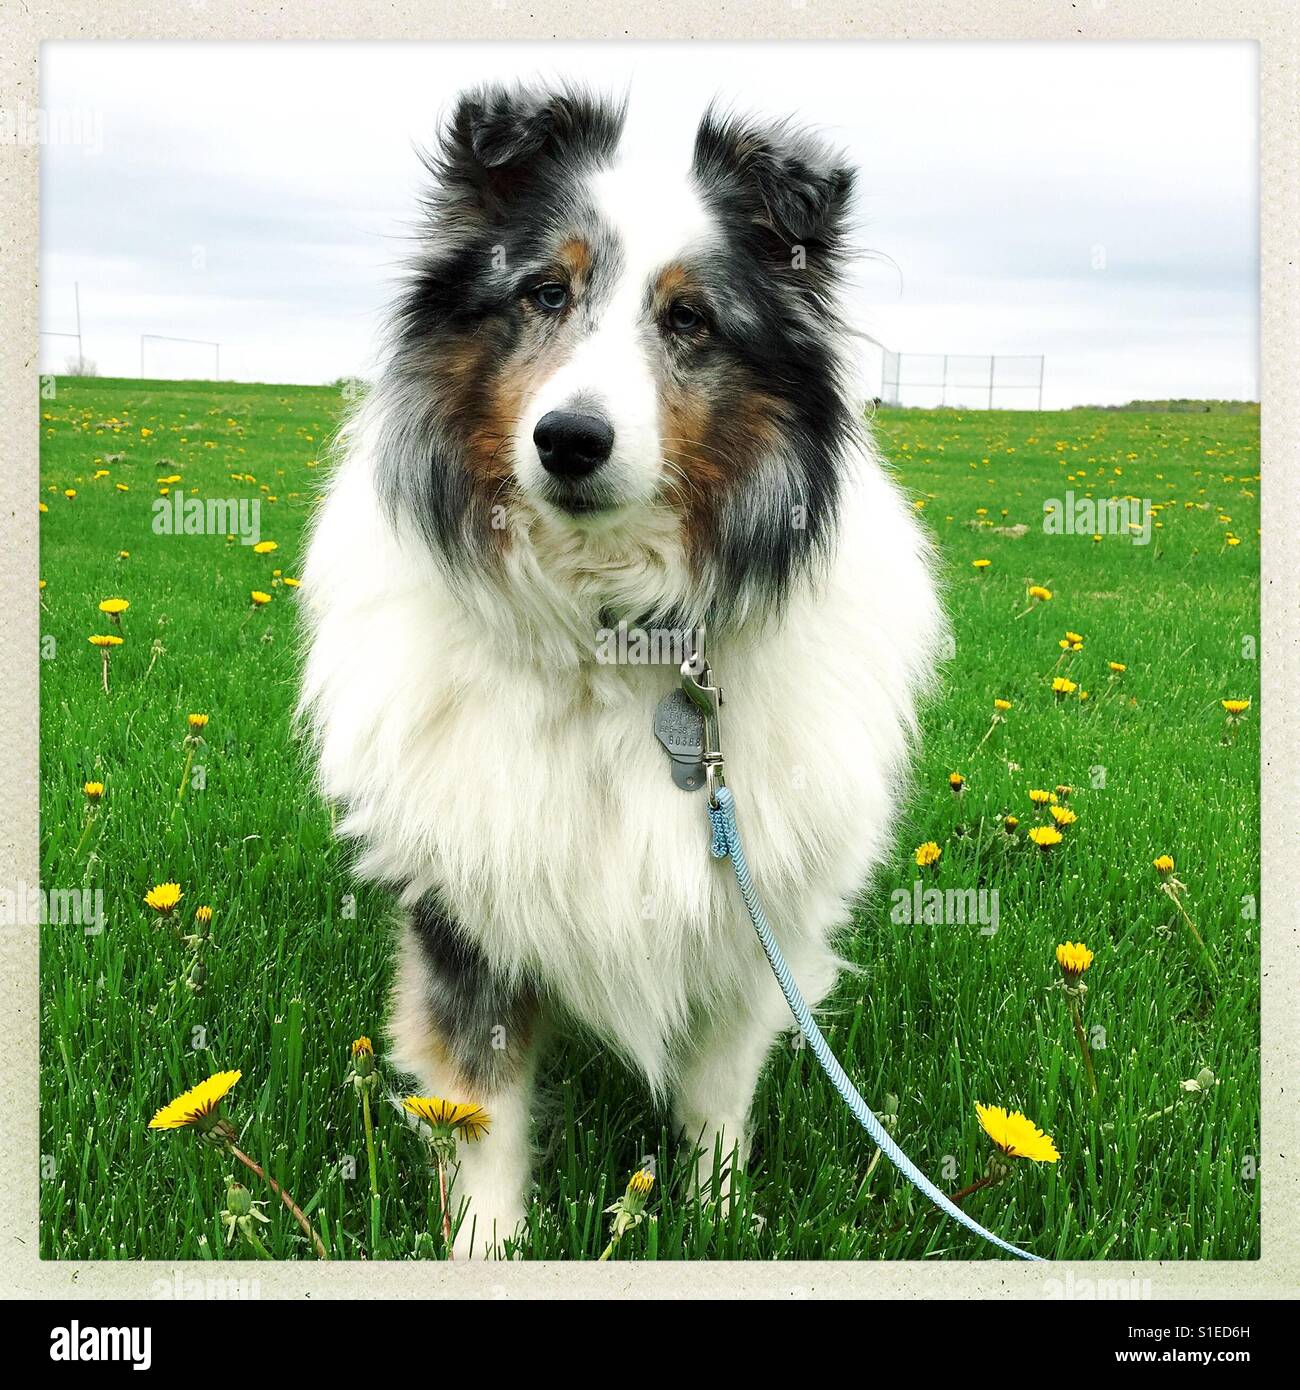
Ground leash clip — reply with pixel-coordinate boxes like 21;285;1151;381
681;624;726;805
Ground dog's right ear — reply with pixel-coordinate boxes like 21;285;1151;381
428;84;624;222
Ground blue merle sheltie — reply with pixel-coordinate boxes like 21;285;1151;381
299;83;943;1257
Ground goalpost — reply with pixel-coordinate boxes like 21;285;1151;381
139;334;221;381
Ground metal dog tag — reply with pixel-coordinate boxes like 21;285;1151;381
654;687;707;792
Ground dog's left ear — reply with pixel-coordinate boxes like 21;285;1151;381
429;83;624;224
692;108;855;250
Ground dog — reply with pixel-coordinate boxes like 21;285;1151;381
298;84;944;1257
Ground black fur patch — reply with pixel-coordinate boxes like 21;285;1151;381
687;107;859;617
409;895;538;1094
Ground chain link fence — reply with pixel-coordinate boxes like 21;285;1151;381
880;350;1044;410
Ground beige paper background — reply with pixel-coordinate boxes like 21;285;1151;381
2;1;1295;1299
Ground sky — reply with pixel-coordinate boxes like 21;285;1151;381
39;41;1258;408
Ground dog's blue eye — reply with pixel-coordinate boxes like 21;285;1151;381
533;282;569;312
667;303;703;333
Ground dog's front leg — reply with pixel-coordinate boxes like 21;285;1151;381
390;899;542;1259
672;947;839;1208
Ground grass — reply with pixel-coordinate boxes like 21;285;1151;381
38;378;1260;1261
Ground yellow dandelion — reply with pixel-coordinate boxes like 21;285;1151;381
1027;825;1063;849
39;501;49;512
116;483;129;492
194;905;213;926
1004;814;1019;832
1056;941;1094;979
914;840;942;869
402;1095;491;1142
252;540;279;555
250;590;272;606
351;1036;374;1058
83;781;105;802
1028;788;1052;807
118;550;130;559
144;881;183;914
974;1103;1059;1163
627;1168;655;1196
994;698;1012;711
148;1070;241;1131
1221;699;1250;715
972;558;991;570
1027;585;1052;602
1108;661;1126;673
87;633;123;648
187;712;210;731
282;577;301;589
1049;805;1076;827
99;598;129;622
64;488;77;499
1051;676;1078;696
1064;631;1083;644
948;771;965;793
1153;854;1175;876
1054;784;1073;799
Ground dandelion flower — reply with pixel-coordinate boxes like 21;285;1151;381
1064;631;1083;645
144;881;183;914
403;1095;491;1142
972;558;991;570
1056;941;1094;979
1028;788;1052;807
1003;815;1019;832
994;698;1012;711
282;577;301;589
148;1070;241;1131
1108;661;1127;673
351;1036;374;1059
974;1103;1059;1163
948;771;965;793
187;712;209;731
252;540;279;555
1153;854;1175;876
914;841;942;869
98;598;129;618
1221;699;1250;715
1054;784;1072;799
627;1168;655;1196
1051;676;1078;696
1028;585;1052;602
88;633;123;648
250;590;272;606
64;489;77;499
194;905;213;927
1027;825;1063;850
1049;805;1076;827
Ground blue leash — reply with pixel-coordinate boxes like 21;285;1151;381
707;785;1042;1261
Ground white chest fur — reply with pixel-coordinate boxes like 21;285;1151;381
298;436;943;1090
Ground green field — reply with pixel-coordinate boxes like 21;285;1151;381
38;378;1260;1261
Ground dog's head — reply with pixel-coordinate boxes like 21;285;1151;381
379;84;858;620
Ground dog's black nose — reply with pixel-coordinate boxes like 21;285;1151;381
534;410;614;480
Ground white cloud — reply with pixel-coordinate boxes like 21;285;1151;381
39;40;1257;406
